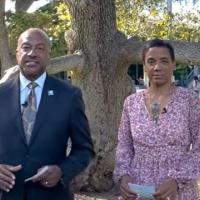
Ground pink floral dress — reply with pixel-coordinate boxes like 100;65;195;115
113;87;200;200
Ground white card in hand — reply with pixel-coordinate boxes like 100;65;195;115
24;166;49;182
128;183;155;199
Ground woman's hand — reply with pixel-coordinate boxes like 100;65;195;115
153;178;178;200
119;175;138;200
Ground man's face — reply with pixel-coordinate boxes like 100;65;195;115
144;47;175;86
16;30;50;81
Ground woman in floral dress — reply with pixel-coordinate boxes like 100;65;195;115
113;39;200;200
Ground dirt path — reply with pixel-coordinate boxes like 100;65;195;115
75;192;118;200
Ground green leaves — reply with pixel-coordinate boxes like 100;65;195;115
6;1;71;57
116;0;200;42
5;0;200;58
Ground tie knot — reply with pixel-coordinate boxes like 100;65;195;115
28;82;37;89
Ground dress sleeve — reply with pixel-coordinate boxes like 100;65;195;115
168;92;200;186
113;97;135;184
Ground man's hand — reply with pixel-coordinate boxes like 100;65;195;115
119;175;138;200
153;178;178;200
31;165;63;187
0;164;22;192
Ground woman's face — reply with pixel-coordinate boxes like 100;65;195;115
144;47;175;86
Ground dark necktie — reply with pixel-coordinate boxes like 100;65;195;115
22;82;37;144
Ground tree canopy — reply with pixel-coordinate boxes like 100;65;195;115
5;0;200;58
116;0;200;41
6;0;71;57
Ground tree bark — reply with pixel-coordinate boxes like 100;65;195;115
0;0;13;76
61;0;200;192
64;0;132;191
122;38;200;65
48;54;85;74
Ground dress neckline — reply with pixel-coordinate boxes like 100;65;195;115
141;86;178;123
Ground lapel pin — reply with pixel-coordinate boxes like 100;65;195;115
48;90;54;96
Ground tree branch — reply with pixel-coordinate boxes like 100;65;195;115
0;54;85;83
121;38;200;65
2;37;199;84
170;40;200;65
47;54;85;74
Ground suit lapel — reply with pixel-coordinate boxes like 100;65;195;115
10;76;28;146
29;76;58;145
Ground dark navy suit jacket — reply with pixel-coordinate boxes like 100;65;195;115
0;75;94;200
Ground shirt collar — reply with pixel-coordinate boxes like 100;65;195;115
20;72;47;91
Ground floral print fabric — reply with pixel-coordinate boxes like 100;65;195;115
113;87;200;200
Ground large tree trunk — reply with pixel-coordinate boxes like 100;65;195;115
64;0;200;192
0;0;13;76
65;0;132;191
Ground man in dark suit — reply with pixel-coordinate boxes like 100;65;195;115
0;28;95;200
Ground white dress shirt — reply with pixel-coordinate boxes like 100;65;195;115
20;72;46;111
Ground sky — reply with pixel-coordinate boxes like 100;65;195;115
5;0;50;12
172;0;200;13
